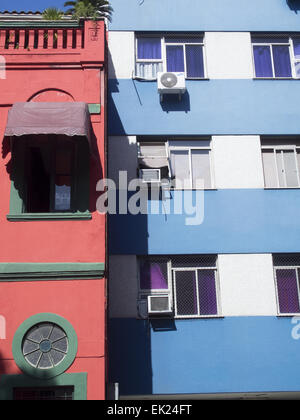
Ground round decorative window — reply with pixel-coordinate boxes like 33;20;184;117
12;313;78;379
22;323;69;370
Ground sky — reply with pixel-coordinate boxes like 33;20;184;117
0;0;66;12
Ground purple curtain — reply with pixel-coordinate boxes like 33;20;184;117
198;270;218;316
253;46;273;77
137;38;161;60
276;269;300;314
272;45;292;77
186;45;204;78
166;45;185;72
140;261;168;290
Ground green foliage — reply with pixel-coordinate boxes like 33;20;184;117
42;7;64;20
64;0;113;21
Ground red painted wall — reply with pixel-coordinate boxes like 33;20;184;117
0;20;106;263
0;20;107;400
0;280;106;399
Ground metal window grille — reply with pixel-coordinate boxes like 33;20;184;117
139;255;220;318
22;323;69;370
273;254;300;315
13;387;74;401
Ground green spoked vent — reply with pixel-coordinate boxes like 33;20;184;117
13;313;78;379
22;323;69;370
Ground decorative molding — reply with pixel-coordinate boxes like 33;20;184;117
0;263;105;282
7;212;92;222
0;21;81;29
88;104;101;114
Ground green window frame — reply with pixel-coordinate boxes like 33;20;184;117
0;373;87;401
12;313;78;380
7;136;91;221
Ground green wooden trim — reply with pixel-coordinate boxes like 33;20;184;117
7;212;92;221
0;263;105;281
0;21;81;29
0;372;87;400
88;104;101;115
12;313;78;380
9;140;25;215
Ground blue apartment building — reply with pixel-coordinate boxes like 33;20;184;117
107;0;300;399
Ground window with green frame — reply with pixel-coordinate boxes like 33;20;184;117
8;135;91;221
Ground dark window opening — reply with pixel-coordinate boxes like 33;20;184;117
25;139;74;214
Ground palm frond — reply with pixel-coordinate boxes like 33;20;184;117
43;7;63;20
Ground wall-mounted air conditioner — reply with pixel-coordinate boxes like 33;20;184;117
139;168;161;184
147;295;173;317
157;72;186;101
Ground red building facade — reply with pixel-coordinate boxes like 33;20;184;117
0;16;107;400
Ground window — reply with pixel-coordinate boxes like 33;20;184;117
138;139;214;189
26;140;74;213
138;255;220;318
12;313;78;380
138;142;170;182
273;255;300;315
261;139;300;188
135;35;206;80
22;322;69;370
13;387;74;401
9;136;91;219
169;140;213;189
252;35;300;78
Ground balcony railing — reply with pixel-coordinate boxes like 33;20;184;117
0;27;84;51
0;20;105;65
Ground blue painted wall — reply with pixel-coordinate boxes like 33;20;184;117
108;80;300;136
109;189;300;255
109;317;300;396
109;0;300;32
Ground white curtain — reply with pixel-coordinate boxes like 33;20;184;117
135;62;163;79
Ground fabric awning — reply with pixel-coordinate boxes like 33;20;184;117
5;102;92;148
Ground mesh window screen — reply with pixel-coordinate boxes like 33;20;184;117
273;254;300;314
198;270;218;316
172;255;217;268
174;271;198;316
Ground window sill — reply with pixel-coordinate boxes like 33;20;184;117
7;212;92;222
169;188;218;191
133;76;210;82
253;77;298;80
264;187;300;190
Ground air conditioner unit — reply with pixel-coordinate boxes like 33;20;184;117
148;295;173;317
140;168;161;184
157;72;186;99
